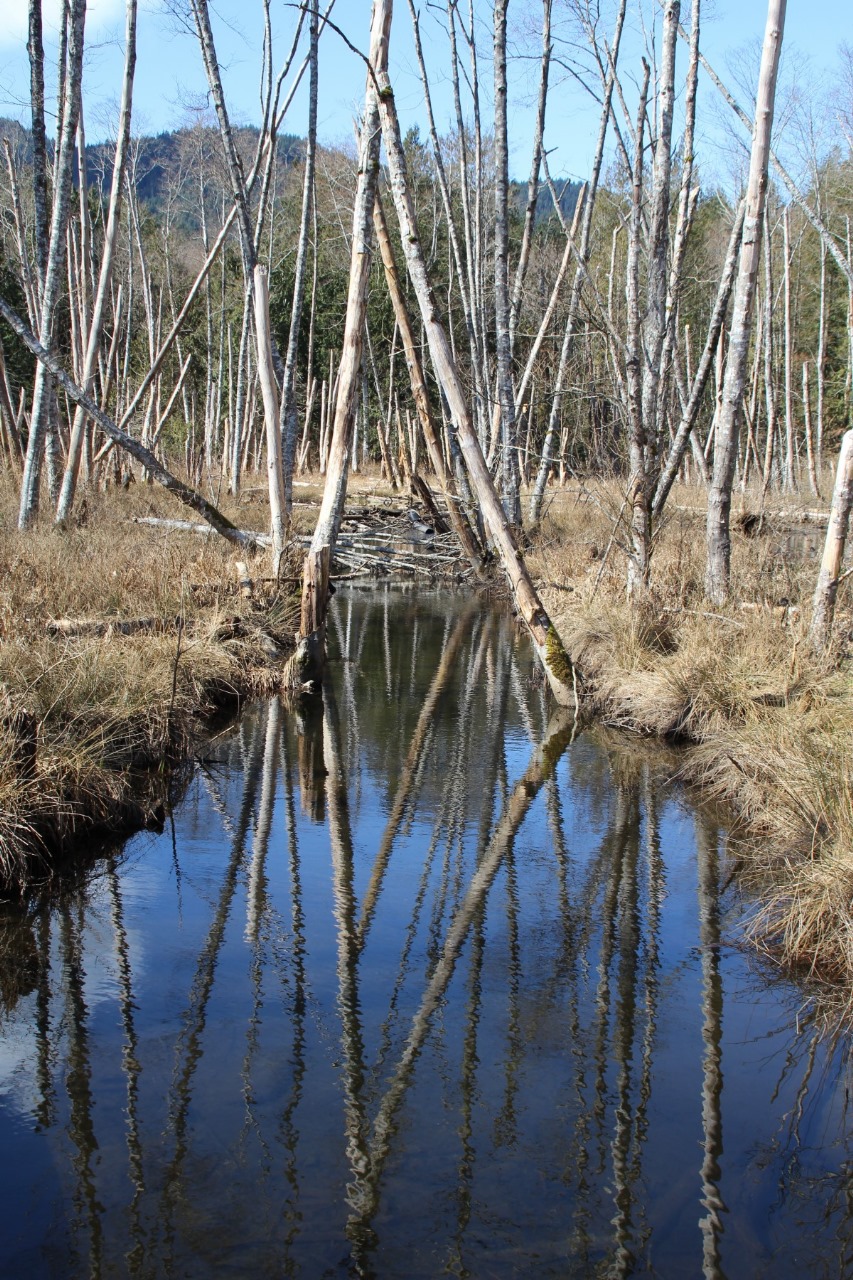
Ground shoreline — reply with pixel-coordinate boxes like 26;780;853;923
2;473;851;1016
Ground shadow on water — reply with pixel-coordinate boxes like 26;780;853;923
0;583;852;1278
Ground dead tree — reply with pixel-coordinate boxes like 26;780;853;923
492;0;521;527
372;191;485;576
375;22;578;708
705;0;786;604
296;0;390;681
529;0;628;525
253;267;287;576
809;429;853;653
56;0;138;523
281;0;319;515
18;0;87;528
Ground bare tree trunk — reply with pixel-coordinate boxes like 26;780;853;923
625;61;652;596
816;238;827;478
372;192;483;571
493;0;521;528
56;0;137;522
782;207;796;492
376;40;577;708
653;200;745;516
27;0;50;301
761;214;778;492
655;0;700;436
528;0;627;524
296;0;389;677
809;429;853;652
509;0;552;347
1;294;255;548
405;0;485;445
706;0;786;604
281;0;319;515
802;361;820;499
19;0;87;528
253;267;287;575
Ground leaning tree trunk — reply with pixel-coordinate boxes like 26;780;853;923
1;295;256;549
706;0;786;604
296;0;390;682
372;191;485;575
376;25;578;708
809;429;853;653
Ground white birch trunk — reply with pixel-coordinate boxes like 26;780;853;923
18;0;87;527
706;0;786;604
809;430;853;652
56;0;137;522
297;0;389;670
376;38;577;708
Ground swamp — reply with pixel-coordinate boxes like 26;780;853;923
1;585;852;1278
1;0;853;1273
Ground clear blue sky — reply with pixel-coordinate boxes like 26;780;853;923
0;1;849;186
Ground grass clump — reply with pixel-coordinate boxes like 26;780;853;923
0;476;300;889
532;477;853;1001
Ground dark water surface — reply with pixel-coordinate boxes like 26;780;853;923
1;586;851;1279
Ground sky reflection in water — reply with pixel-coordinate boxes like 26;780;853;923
0;585;851;1279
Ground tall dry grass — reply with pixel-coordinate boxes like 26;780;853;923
0;475;300;886
533;476;853;1001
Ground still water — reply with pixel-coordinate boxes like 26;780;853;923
0;586;851;1279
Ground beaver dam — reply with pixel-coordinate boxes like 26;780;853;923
1;583;851;1279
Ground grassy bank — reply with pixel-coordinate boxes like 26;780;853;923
1;466;851;1011
0;476;300;888
532;478;853;1000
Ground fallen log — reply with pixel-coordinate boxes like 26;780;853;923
47;616;183;638
0;295;253;548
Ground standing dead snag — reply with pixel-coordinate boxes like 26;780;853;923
253;266;287;577
372;191;485;577
809;430;853;653
374;18;578;709
706;0;786;604
295;0;390;686
18;0;87;528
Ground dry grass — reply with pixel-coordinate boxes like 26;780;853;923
0;474;301;887
533;476;853;1004
2;464;852;1007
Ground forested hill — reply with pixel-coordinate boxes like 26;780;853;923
0;115;582;229
0;117;303;218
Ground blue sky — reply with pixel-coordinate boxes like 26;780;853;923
0;1;849;186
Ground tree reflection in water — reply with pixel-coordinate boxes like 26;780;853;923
0;585;851;1280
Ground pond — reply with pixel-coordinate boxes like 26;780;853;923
0;585;851;1279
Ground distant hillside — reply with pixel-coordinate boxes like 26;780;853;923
84;127;304;219
0;118;303;220
510;178;584;227
1;116;583;232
